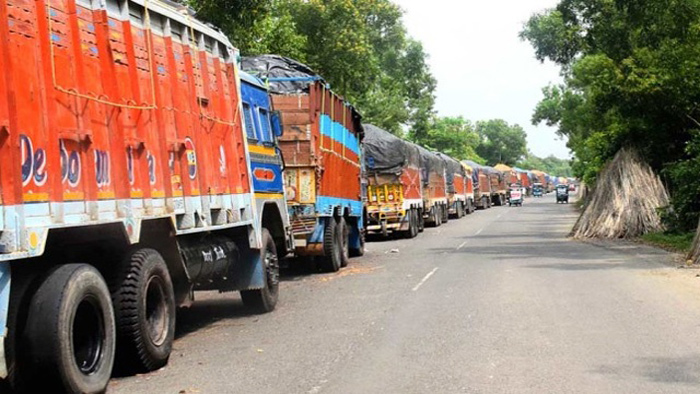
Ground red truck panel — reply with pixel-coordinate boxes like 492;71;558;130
0;0;248;210
400;167;422;200
454;174;466;196
479;173;491;194
427;173;447;200
275;83;362;204
466;176;474;194
519;172;530;188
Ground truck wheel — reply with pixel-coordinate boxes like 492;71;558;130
112;249;175;373
404;209;418;239
241;228;280;313
442;205;449;223
338;218;350;267
24;264;115;394
321;218;342;272
417;209;425;232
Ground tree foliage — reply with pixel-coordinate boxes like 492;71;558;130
412;117;483;162
518;152;572;177
522;0;700;231
475;119;528;166
189;0;436;137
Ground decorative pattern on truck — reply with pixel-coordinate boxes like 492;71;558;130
0;0;254;259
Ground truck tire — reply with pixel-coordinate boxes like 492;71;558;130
24;264;115;394
338;218;350;267
418;209;425;232
321;218;342;272
404;209;418;239
442;205;449;223
241;228;280;313
112;248;175;373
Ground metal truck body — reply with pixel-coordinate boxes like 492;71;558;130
485;166;507;206
0;1;288;391
418;146;449;226
363;124;423;238
242;55;365;271
438;153;473;218
463;160;492;209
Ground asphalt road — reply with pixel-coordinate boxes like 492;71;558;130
110;194;700;394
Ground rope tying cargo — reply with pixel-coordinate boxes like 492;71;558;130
44;0;239;128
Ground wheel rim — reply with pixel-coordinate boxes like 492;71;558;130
145;276;168;347
72;296;105;375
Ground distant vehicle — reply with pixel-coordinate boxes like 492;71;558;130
509;187;524;206
556;184;570;204
532;183;544;197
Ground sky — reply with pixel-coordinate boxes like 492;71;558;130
396;0;570;159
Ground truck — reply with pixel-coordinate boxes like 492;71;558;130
242;55;365;273
463;160;492;209
514;167;531;196
0;0;291;392
485;166;507;206
418;146;449;226
438;153;473;218
363;124;423;238
462;163;476;212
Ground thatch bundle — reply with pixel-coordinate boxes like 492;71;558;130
571;148;669;239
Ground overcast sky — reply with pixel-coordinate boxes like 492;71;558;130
396;0;569;159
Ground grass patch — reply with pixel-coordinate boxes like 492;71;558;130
640;231;695;253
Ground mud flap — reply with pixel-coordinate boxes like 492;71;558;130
0;263;9;378
231;244;265;291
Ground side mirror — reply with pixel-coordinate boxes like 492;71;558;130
271;111;283;138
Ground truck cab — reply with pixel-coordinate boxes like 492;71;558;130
240;72;294;255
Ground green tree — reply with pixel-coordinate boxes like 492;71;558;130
189;0;436;137
474;120;528;166
413;117;483;162
518;152;572;177
522;0;700;230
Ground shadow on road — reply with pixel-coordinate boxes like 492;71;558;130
592;355;700;386
175;296;252;340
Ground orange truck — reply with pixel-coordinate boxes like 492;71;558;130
242;55;365;273
418;146;449;225
363;124;423;238
438;153;474;217
463;160;492;209
485;165;507;206
0;0;292;391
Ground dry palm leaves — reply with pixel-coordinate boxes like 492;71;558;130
571;148;669;239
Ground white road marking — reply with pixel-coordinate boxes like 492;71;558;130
457;241;467;250
412;267;439;292
475;228;483;236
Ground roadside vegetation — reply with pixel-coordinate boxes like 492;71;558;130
521;0;700;235
640;232;695;254
190;0;572;171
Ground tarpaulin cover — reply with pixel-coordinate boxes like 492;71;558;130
437;153;465;187
417;146;445;186
241;55;324;94
363;124;420;175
